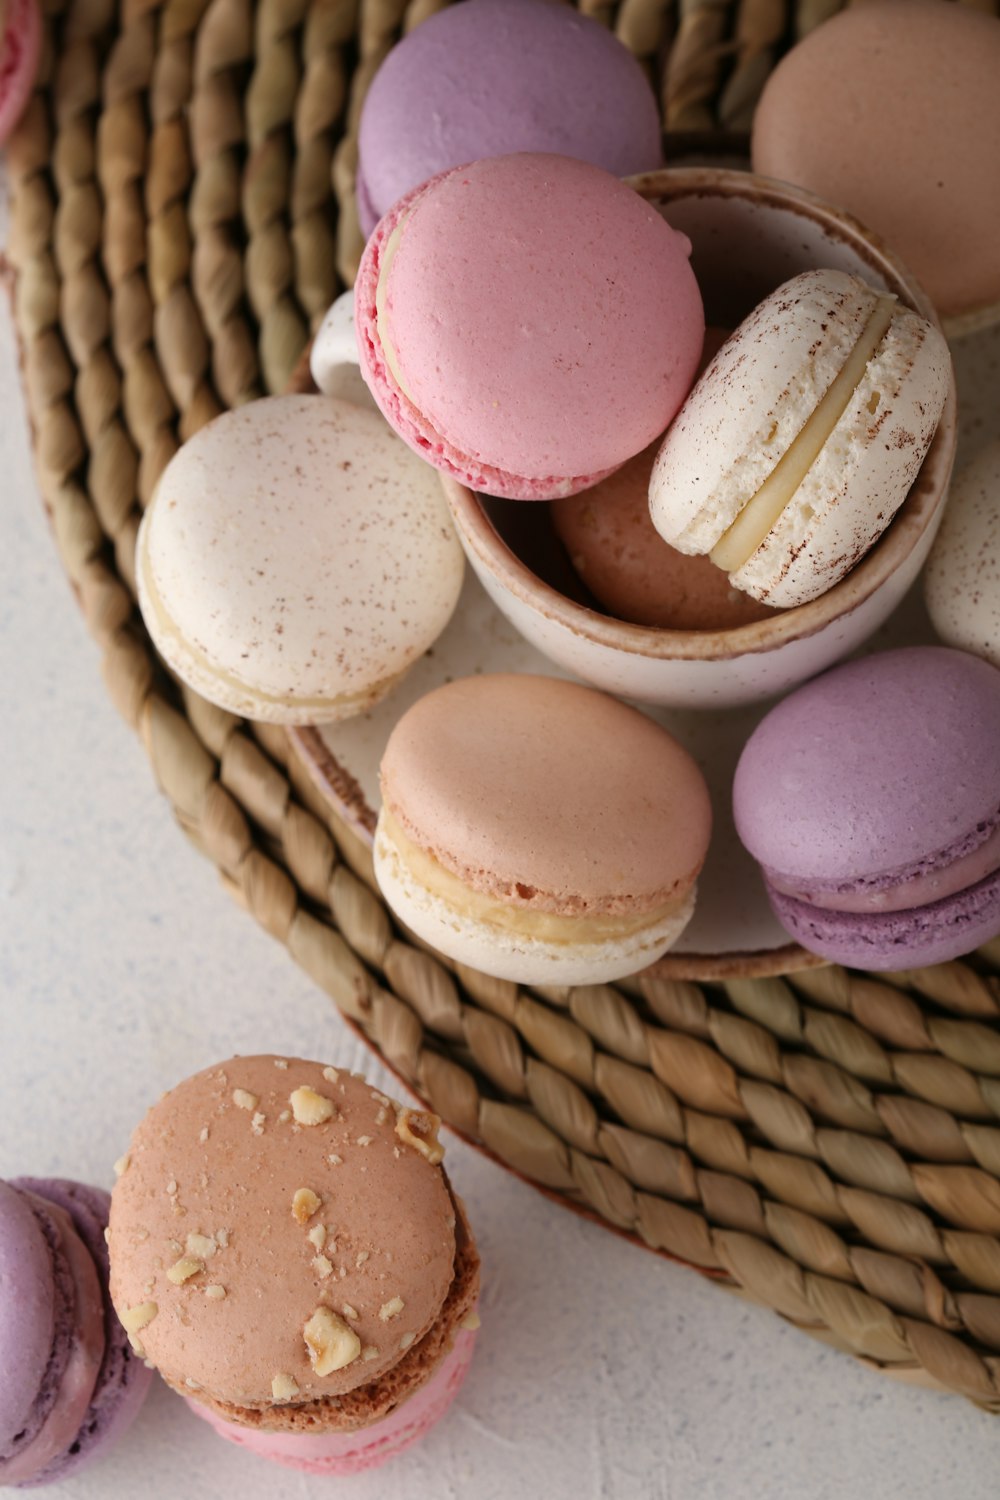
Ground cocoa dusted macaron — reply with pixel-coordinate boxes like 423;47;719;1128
107;1057;480;1475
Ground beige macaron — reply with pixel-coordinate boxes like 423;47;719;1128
649;269;951;608
925;441;1000;670
136;395;464;724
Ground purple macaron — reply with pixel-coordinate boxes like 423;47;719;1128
0;1179;152;1488
733;647;1000;970
355;0;663;238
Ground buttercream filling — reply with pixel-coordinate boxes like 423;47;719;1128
710;293;898;573
767;821;1000;915
382;810;687;943
139;530;403;714
0;1197;105;1485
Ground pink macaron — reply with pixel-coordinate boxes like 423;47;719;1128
0;0;41;143
355;153;705;500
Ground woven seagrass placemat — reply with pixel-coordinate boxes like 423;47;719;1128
7;0;1000;1408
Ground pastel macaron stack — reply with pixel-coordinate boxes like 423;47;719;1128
734;647;1000;970
0;1178;152;1489
355;152;705;499
136;394;464;724
374;674;712;984
108;1056;480;1475
355;0;662;239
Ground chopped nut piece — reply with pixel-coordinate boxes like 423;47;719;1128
376;1108;388;1126
113;1153;130;1178
379;1297;404;1322
460;1309;482;1331
355;1251;369;1268
308;1225;327;1250
185;1377;202;1390
356;1135;372;1147
273;1059;289;1070
278;1110;291;1124
120;1301;158;1335
216;1228;230;1249
166;1180;178;1196
342;1303;359;1321
399;1332;415;1350
103;1226;111;1245
232;1088;258;1111
395;1109;445;1165
371;1091;391;1108
204;1285;226;1300
362;1345;379;1362
303;1307;361;1375
198;1127;209;1144
323;1067;339;1084
290;1086;335;1126
313;1255;334;1279
167;1257;204;1285
292;1188;322;1225
186;1233;216;1260
271;1373;300;1400
251;1112;266;1136
327;1154;342;1167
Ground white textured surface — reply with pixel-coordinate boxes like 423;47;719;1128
4;166;1000;1498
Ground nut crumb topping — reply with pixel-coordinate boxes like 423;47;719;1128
355;1250;369;1268
399;1331;415;1350
166;1180;178;1196
290;1086;335;1126
185;1378;201;1390
204;1285;226;1300
120;1301;158;1335
251;1112;266;1136
308;1225;327;1250
323;1067;339;1084
312;1255;334;1279
103;1226;111;1244
371;1091;391;1108
186;1233;216;1260
395;1109;445;1165
362;1345;379;1362
113;1153;130;1178
376;1108;388;1126
198;1127;209;1144
167;1257;204;1285
327;1153;342;1166
293;1188;322;1224
273;1059;289;1070
356;1135;372;1147
216;1228;230;1248
460;1309;481;1331
271;1372;299;1400
342;1303;359;1321
303;1307;361;1375
232;1088;258;1111
379;1297;404;1322
278;1109;291;1123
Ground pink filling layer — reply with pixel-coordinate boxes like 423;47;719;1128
186;1326;477;1476
768;822;1000;914
0;1197;105;1485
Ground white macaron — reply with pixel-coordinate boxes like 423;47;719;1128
137;394;464;724
925;440;1000;670
649;268;951;608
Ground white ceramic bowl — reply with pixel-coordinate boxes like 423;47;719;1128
441;167;958;709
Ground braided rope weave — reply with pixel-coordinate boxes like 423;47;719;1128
8;0;1000;1408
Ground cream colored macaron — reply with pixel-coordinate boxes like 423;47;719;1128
137;395;464;724
649;269;951;608
925;441;1000;670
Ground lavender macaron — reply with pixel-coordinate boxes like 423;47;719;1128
356;0;663;238
733;647;1000;970
0;1179;152;1488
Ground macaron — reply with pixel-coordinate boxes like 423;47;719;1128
551;440;776;630
733;647;1000;970
355;152;705;500
108;1056;480;1475
136;394;464;724
374;673;712;985
0;1178;152;1488
752;0;1000;330
355;0;663;239
0;0;42;144
924;440;1000;671
649;268;951;608
309;292;378;412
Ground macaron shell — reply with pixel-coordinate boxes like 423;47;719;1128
358;154;704;497
767;866;1000;972
925;440;1000;670
186;1326;477;1474
730;304;950;607
0;0;42;144
356;0;662;234
751;0;1000;322
137;395;463;723
650;269;879;554
733;647;1000;887
379;674;712;913
0;1182;55;1457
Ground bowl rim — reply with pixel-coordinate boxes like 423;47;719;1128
442;166;959;664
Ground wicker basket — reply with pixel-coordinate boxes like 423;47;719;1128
8;0;1000;1410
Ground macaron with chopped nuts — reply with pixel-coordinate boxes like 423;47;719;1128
107;1056;480;1475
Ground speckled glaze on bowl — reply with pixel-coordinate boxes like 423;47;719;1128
441;167;958;709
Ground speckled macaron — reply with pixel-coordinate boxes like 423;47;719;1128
136;395;464;724
925;440;1000;670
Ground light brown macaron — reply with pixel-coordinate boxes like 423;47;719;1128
373;673;712;985
107;1057;478;1434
